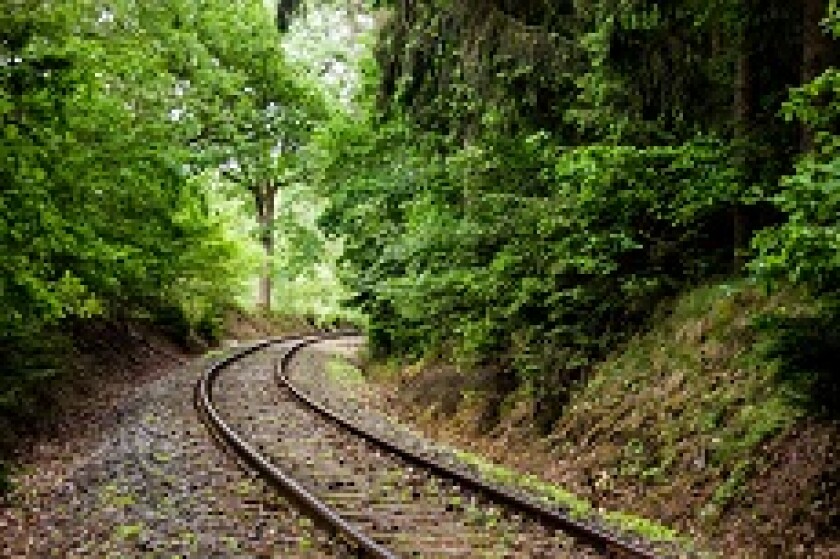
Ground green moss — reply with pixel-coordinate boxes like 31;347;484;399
112;493;136;507
152;451;171;464
325;356;365;385
554;280;815;531
222;536;239;551
114;523;144;540
450;449;682;542
99;483;138;508
603;511;679;541
234;479;257;496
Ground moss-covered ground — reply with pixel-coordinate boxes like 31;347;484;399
364;281;839;557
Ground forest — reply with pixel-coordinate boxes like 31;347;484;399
1;0;838;554
323;0;840;417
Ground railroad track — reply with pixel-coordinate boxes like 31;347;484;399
195;334;662;558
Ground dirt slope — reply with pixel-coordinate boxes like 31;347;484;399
363;283;840;557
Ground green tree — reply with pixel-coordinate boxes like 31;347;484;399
753;4;840;294
193;0;326;311
0;0;324;476
318;0;836;424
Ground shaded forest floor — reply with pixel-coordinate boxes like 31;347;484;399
0;309;310;493
1;295;836;556
361;283;839;558
0;320;189;484
0;314;344;557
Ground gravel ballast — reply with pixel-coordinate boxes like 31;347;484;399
1;346;346;557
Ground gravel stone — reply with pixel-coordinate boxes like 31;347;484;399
212;340;605;557
2;347;348;558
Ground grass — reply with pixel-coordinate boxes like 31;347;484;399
451;448;683;543
114;522;144;540
603;511;680;542
325;356;366;384
203;348;226;359
453;448;591;518
552;280;814;522
99;483;138;509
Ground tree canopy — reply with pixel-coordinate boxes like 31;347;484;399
315;0;839;423
2;0;838;431
1;0;324;413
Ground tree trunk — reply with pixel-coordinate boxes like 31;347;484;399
733;21;752;273
256;180;277;312
802;0;832;152
277;0;302;32
346;0;360;34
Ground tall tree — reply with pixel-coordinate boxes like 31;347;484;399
802;0;836;151
733;0;754;272
255;180;278;310
193;0;326;312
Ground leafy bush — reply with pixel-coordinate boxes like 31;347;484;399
0;0;310;491
319;102;737;418
752;62;840;294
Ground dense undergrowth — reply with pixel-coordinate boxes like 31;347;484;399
367;280;839;555
317;0;840;429
552;282;833;520
1;0;326;491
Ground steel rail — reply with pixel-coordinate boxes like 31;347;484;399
195;335;397;559
197;332;663;559
277;335;662;559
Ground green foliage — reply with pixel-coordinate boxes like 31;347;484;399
0;0;266;336
314;0;840;428
752;9;840;294
3;0;837;499
0;0;321;481
319;100;736;410
750;13;840;422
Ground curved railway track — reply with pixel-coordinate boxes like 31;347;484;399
195;334;663;558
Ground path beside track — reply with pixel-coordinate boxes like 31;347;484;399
1;348;346;557
2;335;669;557
209;338;603;557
